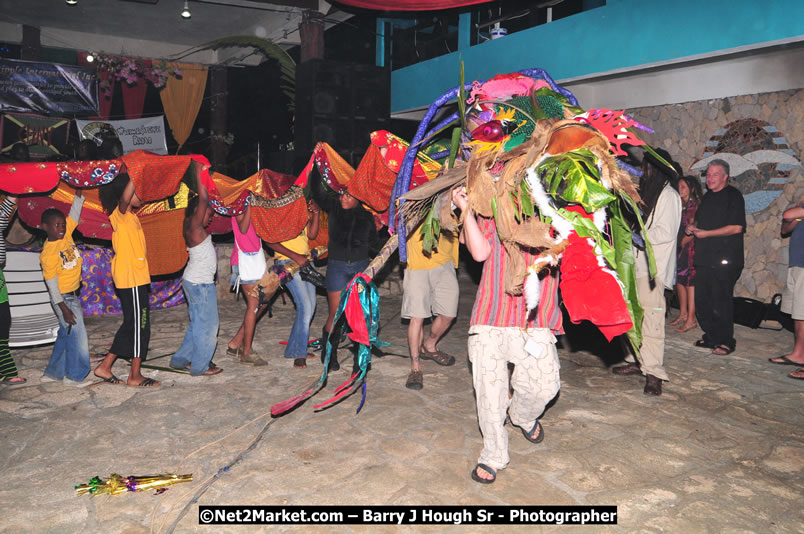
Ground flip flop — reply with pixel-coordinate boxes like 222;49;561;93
1;376;27;385
471;463;497;484
522;420;545;444
293;358;307;369
712;344;735;356
170;361;220;373
768;356;804;366
128;377;160;388
789;368;804;380
226;346;241;357
94;373;123;385
675;323;698;332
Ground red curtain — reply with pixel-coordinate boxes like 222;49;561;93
334;0;491;9
121;59;150;119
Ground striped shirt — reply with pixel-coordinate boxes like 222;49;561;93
0;197;15;270
470;216;562;332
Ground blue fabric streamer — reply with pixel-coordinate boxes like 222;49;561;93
320;274;390;392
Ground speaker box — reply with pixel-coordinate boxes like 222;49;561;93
295;60;390;154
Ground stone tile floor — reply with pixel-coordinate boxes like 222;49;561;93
1;279;802;533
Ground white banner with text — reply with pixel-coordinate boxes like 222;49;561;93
76;116;168;155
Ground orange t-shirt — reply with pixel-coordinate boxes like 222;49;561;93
109;208;150;288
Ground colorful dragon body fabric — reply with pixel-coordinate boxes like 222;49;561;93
0;137;439;277
394;68;660;357
272;67;663;416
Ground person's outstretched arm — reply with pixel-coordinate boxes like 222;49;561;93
453;188;490;262
118;180;139;215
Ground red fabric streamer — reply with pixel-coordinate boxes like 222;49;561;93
559;231;633;341
343;274;371;346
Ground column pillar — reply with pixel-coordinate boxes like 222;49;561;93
209;66;228;168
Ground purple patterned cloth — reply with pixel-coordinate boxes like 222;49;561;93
676;200;698;287
78;246;185;315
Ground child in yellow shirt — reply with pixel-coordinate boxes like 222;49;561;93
94;174;159;387
40;191;90;383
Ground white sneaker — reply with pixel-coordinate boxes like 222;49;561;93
71;378;94;388
40;375;61;383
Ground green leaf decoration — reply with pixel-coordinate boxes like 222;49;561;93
458;59;466;132
510;191;521;223
532;86;585;116
534;94;564;119
419;199;441;254
536;149;616;212
490;195;499;226
608;200;644;356
173;36;296;111
422;139;451;157
448;127;462;169
619;191;657;279
639;142;677;175
520;180;535;218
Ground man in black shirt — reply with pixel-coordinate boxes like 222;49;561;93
686;160;746;355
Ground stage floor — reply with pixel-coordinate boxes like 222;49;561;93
1;277;802;532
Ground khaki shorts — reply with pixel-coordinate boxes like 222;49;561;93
401;261;459;319
781;266;804;320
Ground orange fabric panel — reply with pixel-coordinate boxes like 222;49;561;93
159;62;208;150
121;150;194;202
140;209;189;276
250;198;308;244
348;144;397;213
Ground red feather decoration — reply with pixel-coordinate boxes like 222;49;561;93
574;109;646;156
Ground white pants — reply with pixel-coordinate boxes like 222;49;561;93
468;325;560;470
625;276;669;381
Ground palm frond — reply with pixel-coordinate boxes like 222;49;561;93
172;36;296;111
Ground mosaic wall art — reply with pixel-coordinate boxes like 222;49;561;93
691;118;801;213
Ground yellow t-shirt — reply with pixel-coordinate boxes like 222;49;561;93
40;217;83;293
275;228;310;261
109;208;150;289
405;228;459;271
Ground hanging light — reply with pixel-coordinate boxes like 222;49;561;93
181;1;191;19
66;0;78;5
85;53;94;63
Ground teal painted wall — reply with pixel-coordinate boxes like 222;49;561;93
391;0;804;113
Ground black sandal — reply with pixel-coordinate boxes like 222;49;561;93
712;344;735;355
522;420;545;444
471;463;496;484
695;339;715;349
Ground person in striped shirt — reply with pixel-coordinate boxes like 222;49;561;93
0;195;25;385
453;187;561;485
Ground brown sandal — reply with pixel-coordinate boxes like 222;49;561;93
293;358;307;369
405;370;423;390
419;347;455;366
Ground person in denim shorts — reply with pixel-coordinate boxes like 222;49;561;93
309;172;380;372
